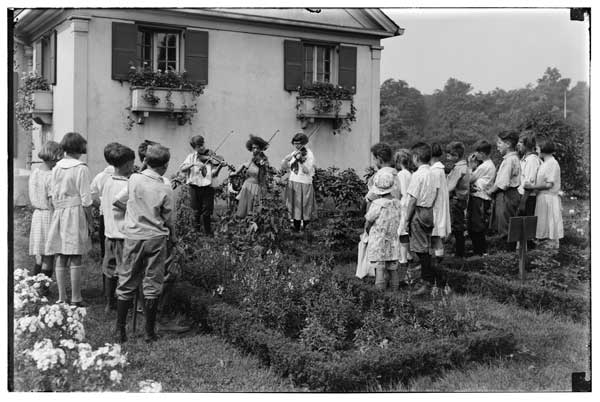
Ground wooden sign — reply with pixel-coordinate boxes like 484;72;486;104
507;216;538;283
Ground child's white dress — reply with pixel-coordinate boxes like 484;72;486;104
534;156;563;240
45;158;93;255
431;161;451;238
397;169;412;236
28;167;53;256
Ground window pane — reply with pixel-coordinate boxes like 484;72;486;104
158;61;166;72
167;47;176;62
303;45;314;84
167;62;176;72
157;33;166;47
158;47;166;63
324;48;331;82
316;47;324;82
167;34;176;47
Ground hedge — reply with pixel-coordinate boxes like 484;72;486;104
207;303;517;391
436;267;589;322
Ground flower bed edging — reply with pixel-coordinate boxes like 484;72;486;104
207;303;517;391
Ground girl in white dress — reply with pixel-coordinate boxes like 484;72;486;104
527;138;564;248
395;148;414;280
29;141;62;278
430;143;451;261
45;132;94;306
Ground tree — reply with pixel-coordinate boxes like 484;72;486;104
379;79;426;149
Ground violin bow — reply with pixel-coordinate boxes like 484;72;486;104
266;129;280;145
214;130;235;153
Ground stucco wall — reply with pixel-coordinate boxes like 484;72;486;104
44;12;382;183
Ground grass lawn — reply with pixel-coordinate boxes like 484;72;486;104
11;198;591;392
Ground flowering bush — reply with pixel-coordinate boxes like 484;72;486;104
13;269;161;392
15;72;51;131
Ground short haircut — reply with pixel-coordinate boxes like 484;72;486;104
190;135;205;148
144;144;170;168
519;130;537;151
445;141;465;158
38;141;62;162
60;132;87;155
394;148;414;171
537;137;556;154
410;142;432;164
138;140;159;163
498;130;519;149
108;144;136;168
370;142;393;163
291;132;308;145
103;142;121;165
431;143;443;158
473;139;492;155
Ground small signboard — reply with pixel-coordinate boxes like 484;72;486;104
507;216;538;283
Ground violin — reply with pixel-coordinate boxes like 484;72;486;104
198;149;236;172
290;146;308;174
252;151;269;168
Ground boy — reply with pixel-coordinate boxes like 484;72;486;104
179;135;225;235
405;142;437;296
100;144;135;313
364;171;402;291
446;141;470;258
467;139;496;256
365;142;401;203
115;145;176;343
517;130;541;217
486;130;521;251
90;143;119;259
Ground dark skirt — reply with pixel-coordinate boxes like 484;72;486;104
493;187;520;237
284;180;317;221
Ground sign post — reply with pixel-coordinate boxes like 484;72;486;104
507;216;538;283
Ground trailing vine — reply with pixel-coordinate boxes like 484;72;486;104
296;82;357;135
125;64;204;130
15;72;51;131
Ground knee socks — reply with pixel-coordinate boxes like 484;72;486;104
375;268;387;290
388;269;400;291
70;265;84;303
55;265;69;303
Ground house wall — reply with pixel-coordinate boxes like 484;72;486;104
30;10;383;184
13;42;33;206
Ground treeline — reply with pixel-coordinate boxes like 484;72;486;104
380;67;590;197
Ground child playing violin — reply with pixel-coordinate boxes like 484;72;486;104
233;135;270;218
179;135;227;236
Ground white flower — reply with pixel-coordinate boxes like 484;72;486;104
59;339;76;349
216;285;224;295
569;209;575;215
139;380;162;393
110;370;123;383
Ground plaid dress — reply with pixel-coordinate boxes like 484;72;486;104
28;167;53;256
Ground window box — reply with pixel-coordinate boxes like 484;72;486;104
130;87;196;113
296;96;353;119
30;90;53;125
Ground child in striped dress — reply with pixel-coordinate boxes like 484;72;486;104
28;141;62;278
45;132;94;306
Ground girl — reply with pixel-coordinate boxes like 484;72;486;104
486;130;521;250
364;171;402;291
430;143;451;262
29;141;62;278
234;135;270;218
527;138;563;248
281;133;317;231
394;148;413;281
45;132;94;306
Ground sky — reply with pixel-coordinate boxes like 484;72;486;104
379;8;590;95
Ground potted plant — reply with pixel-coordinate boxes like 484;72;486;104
15;72;52;129
296;82;357;134
126;64;205;129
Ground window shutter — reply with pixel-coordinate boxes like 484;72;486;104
48;31;56;85
338;45;357;94
34;41;42;75
111;22;138;81
185;30;208;84
284;40;303;91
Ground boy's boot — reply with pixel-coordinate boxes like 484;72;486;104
389;269;400;292
454;232;465;258
55;265;69;303
144;298;160;343
116;299;132;343
203;214;213;236
70;265;85;307
104;276;118;313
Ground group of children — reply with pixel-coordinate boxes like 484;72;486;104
29;132;175;343
361;130;564;295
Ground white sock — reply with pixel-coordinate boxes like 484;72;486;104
70;265;84;303
55;266;68;302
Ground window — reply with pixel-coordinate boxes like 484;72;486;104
303;44;332;84
137;28;180;72
35;31;56;85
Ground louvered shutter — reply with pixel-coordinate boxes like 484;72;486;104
284;40;303;91
48;31;56;85
185;30;208;84
111;22;138;81
34;41;42;75
338;45;357;94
